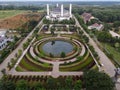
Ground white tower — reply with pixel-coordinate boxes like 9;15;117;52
56;3;58;7
61;4;63;17
47;4;49;16
69;4;72;17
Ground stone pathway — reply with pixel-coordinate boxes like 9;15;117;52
9;35;86;78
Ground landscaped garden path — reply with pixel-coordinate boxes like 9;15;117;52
9;35;85;78
0;16;44;78
73;15;120;90
74;15;116;77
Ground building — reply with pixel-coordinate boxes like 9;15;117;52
0;29;13;50
81;12;94;24
109;31;120;38
46;4;72;21
88;23;104;31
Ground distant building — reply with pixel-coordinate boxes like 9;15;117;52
81;12;94;23
46;4;72;21
88;23;104;31
0;29;13;50
109;31;120;38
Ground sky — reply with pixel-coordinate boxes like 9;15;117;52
1;0;120;2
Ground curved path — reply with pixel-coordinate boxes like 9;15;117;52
29;36;85;78
32;37;85;63
9;32;85;78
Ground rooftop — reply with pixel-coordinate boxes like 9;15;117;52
82;12;93;22
91;23;101;27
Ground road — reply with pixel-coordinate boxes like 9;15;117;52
73;15;120;90
0;17;44;78
74;15;116;77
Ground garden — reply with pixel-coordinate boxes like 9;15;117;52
15;32;98;72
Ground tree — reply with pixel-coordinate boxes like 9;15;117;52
65;76;73;89
51;41;55;45
50;27;55;36
114;28;119;32
5;81;15;90
114;42;120;49
49;53;54;58
83;70;115;90
46;77;56;89
16;80;29;90
113;21;120;28
97;31;112;42
83;35;89;43
7;62;11;70
74;80;82;90
33;82;45;90
0;79;15;90
79;30;84;36
1;68;6;75
60;52;66;58
104;23;112;30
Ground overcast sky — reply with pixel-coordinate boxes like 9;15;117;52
1;0;120;2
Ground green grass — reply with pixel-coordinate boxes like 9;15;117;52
43;63;51;67
16;54;52;71
90;65;99;71
102;43;120;64
25;52;52;67
16;65;25;72
19;58;43;71
60;54;95;71
0;10;26;19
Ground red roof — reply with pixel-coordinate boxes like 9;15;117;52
82;12;93;22
91;23;100;27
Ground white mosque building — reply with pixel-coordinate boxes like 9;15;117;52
46;4;72;21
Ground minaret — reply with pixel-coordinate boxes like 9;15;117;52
69;4;72;17
47;4;49;16
61;4;63;17
56;3;58;7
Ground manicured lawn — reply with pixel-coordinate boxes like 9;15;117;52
0;10;25;19
19;58;44;71
60;53;95;71
16;52;52;71
102;43;120;64
16;65;25;72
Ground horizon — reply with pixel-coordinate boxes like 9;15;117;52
1;0;120;2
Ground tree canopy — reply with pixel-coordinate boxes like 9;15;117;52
97;31;112;42
83;70;115;90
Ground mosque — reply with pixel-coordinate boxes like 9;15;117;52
46;4;72;21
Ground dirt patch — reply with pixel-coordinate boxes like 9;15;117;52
0;12;43;30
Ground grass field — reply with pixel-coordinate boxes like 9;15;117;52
102;43;120;64
0;10;26;20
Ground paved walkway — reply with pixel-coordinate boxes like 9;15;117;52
73;15;120;90
74;15;116;77
0;17;44;78
45;31;73;34
9;36;85;78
